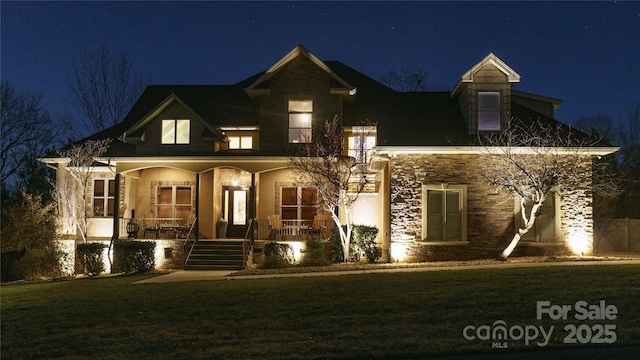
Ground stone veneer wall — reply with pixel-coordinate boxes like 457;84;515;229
389;154;594;261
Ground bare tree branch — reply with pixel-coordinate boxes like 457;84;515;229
1;81;64;188
52;139;112;243
381;66;429;92
288;117;378;261
67;43;147;136
477;117;618;259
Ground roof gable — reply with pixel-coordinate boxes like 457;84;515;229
245;45;355;95
459;53;521;84
124;93;222;142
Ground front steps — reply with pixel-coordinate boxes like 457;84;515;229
184;240;246;270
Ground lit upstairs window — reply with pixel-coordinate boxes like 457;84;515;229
228;135;253;150
162;119;190;144
348;126;376;163
288;100;312;143
478;92;501;131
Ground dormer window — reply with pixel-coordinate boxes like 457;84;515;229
288;100;313;143
228;135;253;150
478;92;501;131
162;119;190;144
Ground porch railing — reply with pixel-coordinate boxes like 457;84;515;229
242;218;255;268
119;217;332;241
253;219;333;241
120;217;197;240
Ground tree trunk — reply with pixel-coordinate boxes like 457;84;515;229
499;196;543;260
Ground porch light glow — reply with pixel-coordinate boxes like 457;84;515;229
567;231;590;255
390;243;408;262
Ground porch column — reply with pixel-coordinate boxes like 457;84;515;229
250;173;256;243
109;173;121;274
111;173;121;241
195;173;200;241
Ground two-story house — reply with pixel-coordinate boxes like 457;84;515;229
42;45;617;271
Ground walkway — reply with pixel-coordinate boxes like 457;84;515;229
134;258;640;284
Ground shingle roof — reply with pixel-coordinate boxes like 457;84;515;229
49;57;607;159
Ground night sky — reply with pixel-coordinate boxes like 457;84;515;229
2;1;639;132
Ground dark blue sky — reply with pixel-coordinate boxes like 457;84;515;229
2;1;639;129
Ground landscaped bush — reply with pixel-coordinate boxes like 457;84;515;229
329;226;357;263
113;240;155;273
260;242;293;269
353;225;381;263
1;192;64;281
77;242;106;276
300;239;329;267
330;225;381;263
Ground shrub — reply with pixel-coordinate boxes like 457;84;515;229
77;243;106;276
1;192;62;281
260;242;293;269
113;240;155;273
300;239;329;267
353;225;381;263
329;226;357;263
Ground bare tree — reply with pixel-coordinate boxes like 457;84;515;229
574;106;640;218
67;43;147;136
53;139;112;243
616;106;640;218
477;117;618;260
381;66;429;92
1;82;63;190
289;117;378;262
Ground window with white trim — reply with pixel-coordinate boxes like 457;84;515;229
281;186;317;221
348;126;376;163
93;179;115;217
422;185;467;241
228;135;253;150
478;92;501;131
288;100;313;143
162;119;190;144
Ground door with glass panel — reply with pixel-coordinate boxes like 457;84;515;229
222;186;249;238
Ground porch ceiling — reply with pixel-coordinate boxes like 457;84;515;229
115;157;290;174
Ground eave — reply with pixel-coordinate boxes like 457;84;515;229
375;145;619;157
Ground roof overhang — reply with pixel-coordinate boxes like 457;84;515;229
109;156;291;174
375;145;619;157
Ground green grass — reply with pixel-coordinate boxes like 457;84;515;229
2;265;639;359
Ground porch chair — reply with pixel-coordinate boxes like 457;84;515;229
142;214;159;239
306;214;328;240
267;214;285;240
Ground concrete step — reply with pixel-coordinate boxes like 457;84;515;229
185;240;246;270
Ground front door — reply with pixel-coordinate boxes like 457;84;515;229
222;186;249;238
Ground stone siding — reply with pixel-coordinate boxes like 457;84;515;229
389;154;594;261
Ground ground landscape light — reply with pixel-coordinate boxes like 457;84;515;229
391;243;408;262
567;231;590;255
287;241;304;262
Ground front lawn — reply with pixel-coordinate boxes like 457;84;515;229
2;265;639;359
